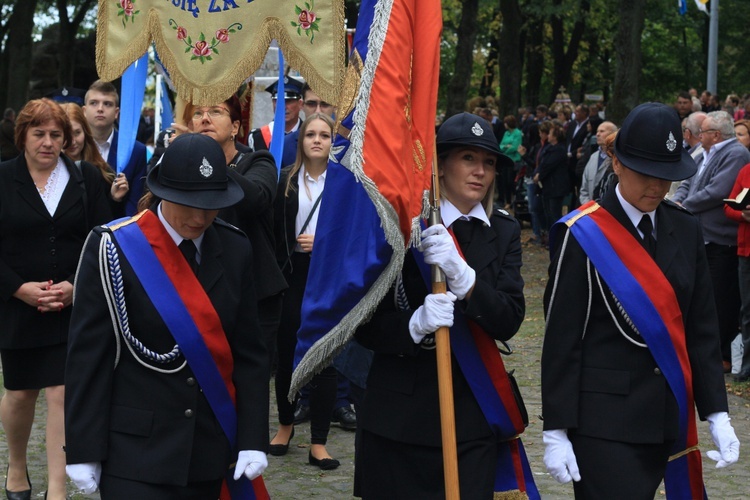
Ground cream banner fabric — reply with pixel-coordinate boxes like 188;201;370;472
97;0;345;105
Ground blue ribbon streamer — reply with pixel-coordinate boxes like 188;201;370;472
117;53;148;174
270;47;285;175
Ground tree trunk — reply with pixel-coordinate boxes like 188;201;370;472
478;35;499;98
57;0;97;87
523;18;544;107
608;0;647;124
5;0;37;110
445;0;479;118
549;0;590;104
498;0;522;118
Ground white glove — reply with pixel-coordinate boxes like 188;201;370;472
233;450;268;480
408;292;457;344
543;429;581;483
421;225;476;300
66;462;101;494
706;412;740;468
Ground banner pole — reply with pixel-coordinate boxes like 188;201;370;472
429;148;460;500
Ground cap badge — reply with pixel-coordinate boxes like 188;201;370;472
199;157;213;178
471;122;484;136
666;131;677;152
283;76;289;84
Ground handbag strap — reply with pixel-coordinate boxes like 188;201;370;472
281;192;323;273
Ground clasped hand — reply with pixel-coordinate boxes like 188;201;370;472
233;450;268;481
13;280;73;312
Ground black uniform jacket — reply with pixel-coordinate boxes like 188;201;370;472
541;187;728;443
65;213;269;486
0;154;112;349
274;165;303;275
355;209;525;447
220;147;287;300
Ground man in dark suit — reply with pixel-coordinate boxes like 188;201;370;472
542;103;739;498
565;104;590;206
83;79;148;216
247;76;305;154
65;134;269;498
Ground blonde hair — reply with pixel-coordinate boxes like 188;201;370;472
284;113;334;197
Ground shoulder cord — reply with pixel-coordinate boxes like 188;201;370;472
99;233;187;373
593;261;648;348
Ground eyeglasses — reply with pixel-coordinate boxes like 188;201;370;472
699;128;718;135
304;100;332;110
192;107;230;120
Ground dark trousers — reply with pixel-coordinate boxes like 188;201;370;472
258;292;283;379
737;256;750;375
496;164;515;206
568;433;672;500
543;195;564;231
274;252;337;444
527;181;546;238
705;243;740;360
99;474;222;500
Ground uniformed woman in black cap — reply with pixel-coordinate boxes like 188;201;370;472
64;134;270;498
353;112;526;499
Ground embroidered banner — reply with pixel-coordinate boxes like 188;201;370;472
97;0;345;105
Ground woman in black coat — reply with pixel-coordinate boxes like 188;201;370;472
536;124;570;230
0;98;112;500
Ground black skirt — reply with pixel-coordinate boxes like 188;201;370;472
0;343;66;390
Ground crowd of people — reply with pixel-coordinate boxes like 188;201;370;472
0;77;745;499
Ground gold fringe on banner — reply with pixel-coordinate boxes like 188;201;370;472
96;1;345;107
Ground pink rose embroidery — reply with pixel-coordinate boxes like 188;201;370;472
176;26;187;40
192;41;211;57
292;3;321;43
298;10;316;30
216;28;230;43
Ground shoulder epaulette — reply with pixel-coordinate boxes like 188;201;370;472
214;217;245;236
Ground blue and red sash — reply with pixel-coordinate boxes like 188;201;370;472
109;210;269;500
553;201;705;500
413;222;539;499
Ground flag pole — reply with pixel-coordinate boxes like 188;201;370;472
429;149;461;499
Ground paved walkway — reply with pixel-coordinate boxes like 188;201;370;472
4;233;749;498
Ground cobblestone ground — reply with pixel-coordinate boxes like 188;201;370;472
3;229;749;499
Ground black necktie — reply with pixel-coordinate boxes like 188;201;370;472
637;215;656;258
451;218;474;247
179;239;199;275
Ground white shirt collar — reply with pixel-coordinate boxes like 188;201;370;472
440;198;491;229
615;183;656;239
157;202;205;259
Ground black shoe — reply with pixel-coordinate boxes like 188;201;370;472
331;406;357;431
293;403;310;425
734;370;750;383
268;428;295;456
5;465;31;500
308;451;340;471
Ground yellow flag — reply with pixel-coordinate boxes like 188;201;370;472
97;0;345;105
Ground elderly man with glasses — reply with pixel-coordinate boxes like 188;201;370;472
672;110;750;374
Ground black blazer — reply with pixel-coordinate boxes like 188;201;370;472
0;154;112;349
541;188;728;443
355;209;525;447
219;148;287;300
274;165;302;276
65;215;269;486
538;142;570;198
